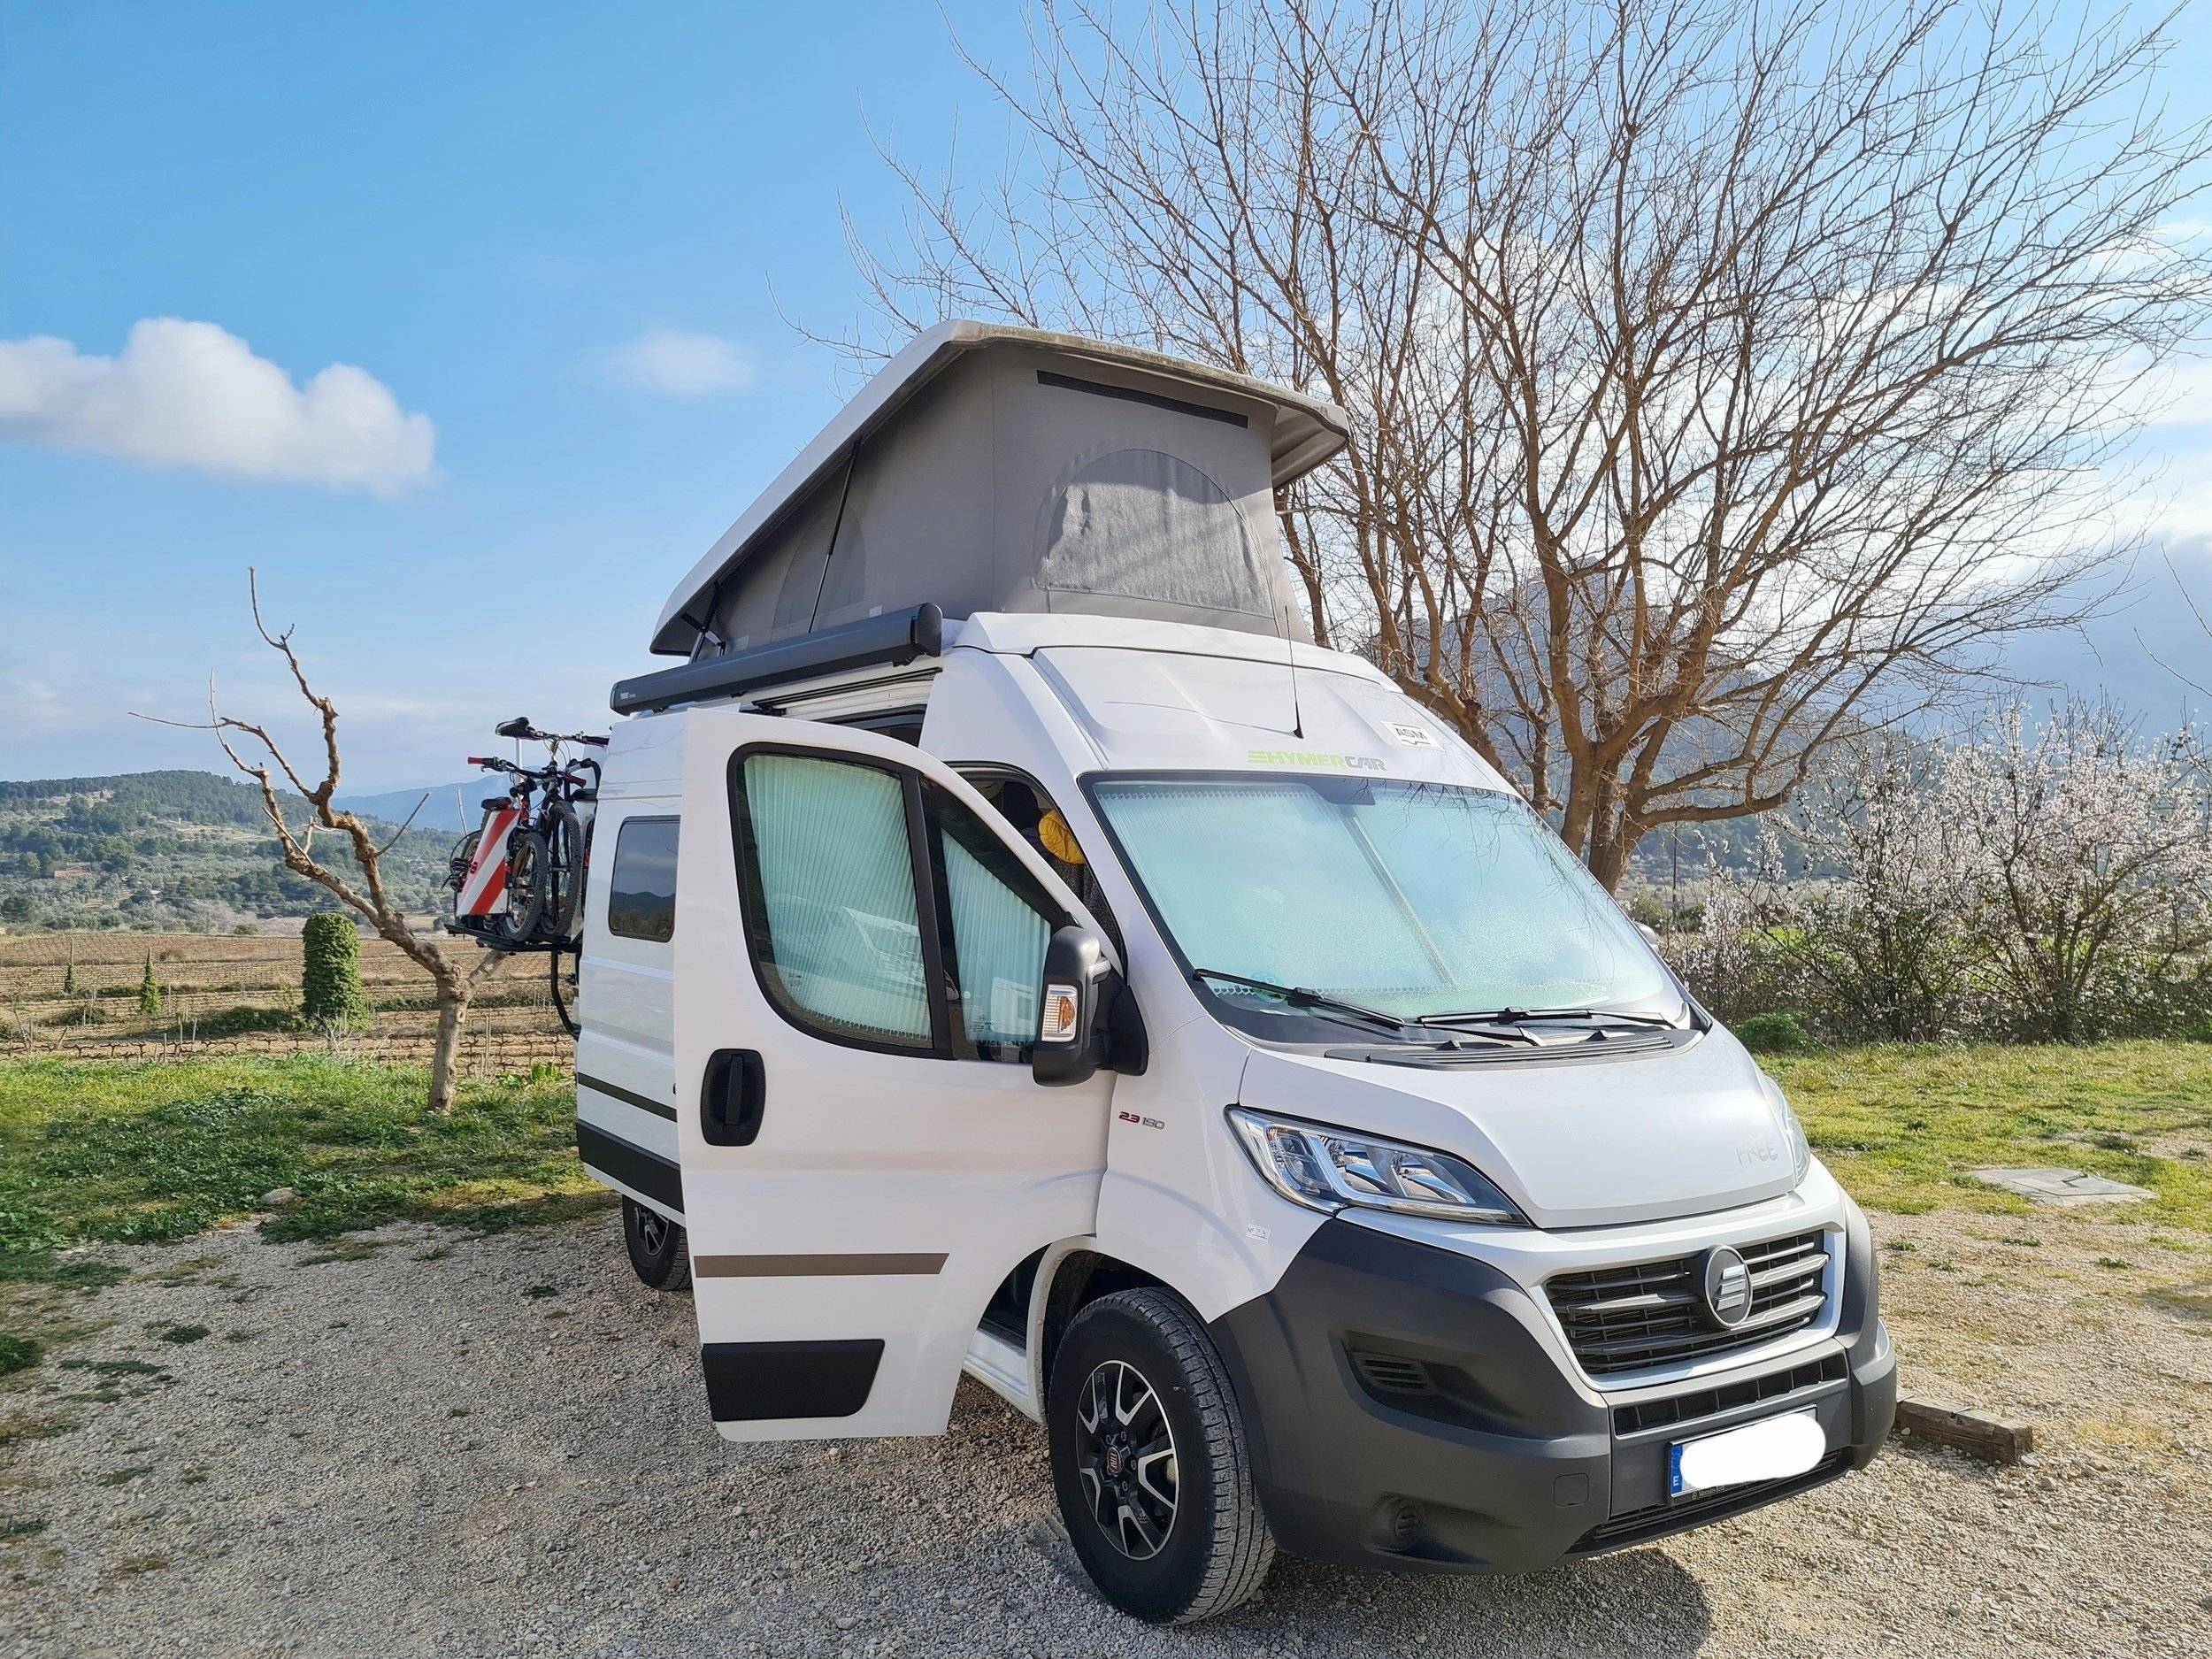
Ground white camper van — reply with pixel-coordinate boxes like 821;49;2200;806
572;323;1895;1624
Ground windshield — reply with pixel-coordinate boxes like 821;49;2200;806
1088;774;1685;1034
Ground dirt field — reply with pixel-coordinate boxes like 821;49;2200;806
1;1202;2206;1657
0;930;566;1065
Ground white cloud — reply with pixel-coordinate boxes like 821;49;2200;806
0;318;435;493
601;327;757;397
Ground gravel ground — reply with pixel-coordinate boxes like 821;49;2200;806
2;1204;2208;1659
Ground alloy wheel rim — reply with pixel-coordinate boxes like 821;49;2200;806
635;1209;668;1256
1074;1359;1179;1560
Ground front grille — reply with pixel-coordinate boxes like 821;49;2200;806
1611;1352;1846;1435
1547;1229;1830;1379
1575;1450;1851;1552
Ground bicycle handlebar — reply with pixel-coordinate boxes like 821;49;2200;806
493;716;609;749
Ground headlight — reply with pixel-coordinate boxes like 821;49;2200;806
1227;1107;1527;1225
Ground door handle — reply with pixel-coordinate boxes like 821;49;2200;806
702;1048;765;1147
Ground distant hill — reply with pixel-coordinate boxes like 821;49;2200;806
331;781;488;835
0;770;456;933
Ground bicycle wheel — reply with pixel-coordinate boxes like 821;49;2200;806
443;830;481;926
541;797;585;943
498;827;550;945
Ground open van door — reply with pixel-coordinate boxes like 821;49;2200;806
672;706;1118;1440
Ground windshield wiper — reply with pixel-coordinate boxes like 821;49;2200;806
1187;968;1415;1037
1418;1005;1679;1030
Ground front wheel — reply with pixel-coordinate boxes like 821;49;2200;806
1047;1288;1274;1624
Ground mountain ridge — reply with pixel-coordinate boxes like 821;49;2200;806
0;769;456;933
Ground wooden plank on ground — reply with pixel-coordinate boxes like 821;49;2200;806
1893;1397;2033;1464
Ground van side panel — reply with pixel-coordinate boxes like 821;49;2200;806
575;799;682;1212
574;717;687;1217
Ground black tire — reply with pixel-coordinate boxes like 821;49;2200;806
621;1197;691;1291
1047;1287;1274;1624
498;827;549;944
541;797;585;943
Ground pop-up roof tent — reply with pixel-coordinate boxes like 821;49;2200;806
649;321;1352;662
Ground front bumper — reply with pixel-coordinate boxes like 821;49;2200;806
1206;1205;1896;1572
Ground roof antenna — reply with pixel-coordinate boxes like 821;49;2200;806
1281;594;1305;741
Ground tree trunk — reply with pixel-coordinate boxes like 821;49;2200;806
428;985;471;1114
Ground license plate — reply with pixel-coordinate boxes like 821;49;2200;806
1669;1409;1825;1498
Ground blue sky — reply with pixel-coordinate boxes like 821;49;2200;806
2;1;2208;789
0;1;1035;786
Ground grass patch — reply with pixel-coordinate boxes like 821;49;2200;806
1767;1041;2212;1229
0;1253;127;1291
0;1333;40;1376
56;1357;164;1376
0;1056;608;1253
157;1324;209;1344
0;1415;77;1449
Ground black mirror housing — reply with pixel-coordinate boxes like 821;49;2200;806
1033;925;1123;1087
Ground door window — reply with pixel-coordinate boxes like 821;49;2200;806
604;816;679;941
925;784;1060;1063
735;754;933;1049
730;748;1082;1063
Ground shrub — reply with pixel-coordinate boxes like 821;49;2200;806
1671;709;2212;1043
1735;1011;1816;1053
1959;704;2212;1042
1660;884;1796;1024
185;1004;303;1040
136;954;162;1018
301;913;371;1034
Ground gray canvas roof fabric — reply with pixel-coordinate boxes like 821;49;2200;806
651;322;1352;657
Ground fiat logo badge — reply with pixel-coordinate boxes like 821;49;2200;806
1700;1246;1754;1329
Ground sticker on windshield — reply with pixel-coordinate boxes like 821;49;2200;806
1383;721;1438;749
1247;749;1386;772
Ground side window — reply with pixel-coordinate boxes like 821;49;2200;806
925;783;1064;1063
605;817;679;942
965;772;1121;955
734;754;933;1049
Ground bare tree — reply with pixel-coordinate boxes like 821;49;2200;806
845;0;2212;886
2148;550;2212;701
144;572;501;1111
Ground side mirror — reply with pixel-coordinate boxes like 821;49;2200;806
1635;921;1662;949
1033;925;1123;1087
